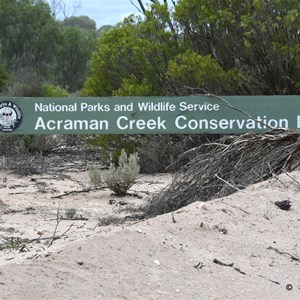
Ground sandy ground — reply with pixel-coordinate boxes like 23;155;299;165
0;158;299;300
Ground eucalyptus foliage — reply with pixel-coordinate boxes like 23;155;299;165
83;0;300;96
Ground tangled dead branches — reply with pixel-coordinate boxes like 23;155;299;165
141;131;300;217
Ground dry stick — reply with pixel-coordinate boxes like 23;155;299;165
194;261;204;269
213;258;234;267
283;170;300;189
48;207;61;247
49;216;89;221
171;213;176;223
268;163;288;188
48;207;75;247
213;258;246;275
58;222;75;240
258;275;280;285
267;246;300;262
51;187;103;199
205;93;275;131
215;174;243;192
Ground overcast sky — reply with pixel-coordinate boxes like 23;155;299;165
51;0;149;28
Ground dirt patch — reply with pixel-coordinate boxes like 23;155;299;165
0;153;299;299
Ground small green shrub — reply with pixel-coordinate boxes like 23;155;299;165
91;134;140;165
87;163;103;187
42;83;69;97
88;149;140;195
65;208;77;219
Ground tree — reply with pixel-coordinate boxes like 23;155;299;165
61;15;96;31
55;26;97;91
0;0;60;76
174;0;300;95
81;0;299;96
96;25;113;37
81;3;181;96
47;0;81;19
167;51;243;95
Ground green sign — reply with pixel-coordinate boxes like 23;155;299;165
0;96;299;134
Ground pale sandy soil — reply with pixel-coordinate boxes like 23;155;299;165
0;157;299;300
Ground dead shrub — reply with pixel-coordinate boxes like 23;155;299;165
138;134;220;173
140;132;300;217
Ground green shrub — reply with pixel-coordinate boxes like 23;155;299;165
42;83;69;97
0;63;8;92
91;134;140;165
87;163;103;187
88;149;140;195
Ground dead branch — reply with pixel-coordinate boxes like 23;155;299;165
58;222;75;239
48;207;62;247
206;93;275;130
258;275;280;285
171;213;176;223
135;0;146;14
49;216;89;221
213;258;234;267
215;174;243;192
51;187;103;199
267;246;300;262
194;261;204;269
213;258;246;275
47;207;75;247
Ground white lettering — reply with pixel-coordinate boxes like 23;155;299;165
34;118;109;131
174;116;288;131
34;117;46;130
116;116;166;130
179;102;220;112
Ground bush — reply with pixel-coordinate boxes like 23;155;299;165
137;134;221;173
22;135;65;154
87;163;103;187
42;83;69;97
0;63;8;92
0;136;46;175
91;134;140;165
0;136;26;156
88;149;140;195
4;68;44;97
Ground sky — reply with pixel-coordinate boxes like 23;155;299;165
50;0;149;28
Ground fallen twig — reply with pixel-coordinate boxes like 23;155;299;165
213;258;234;267
172;213;176;223
51;187;103;199
267;246;300;262
49;216;89;221
258;275;280;285
194;261;204;269
58;222;75;239
213;258;246;275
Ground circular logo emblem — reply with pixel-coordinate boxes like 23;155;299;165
0;101;22;132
